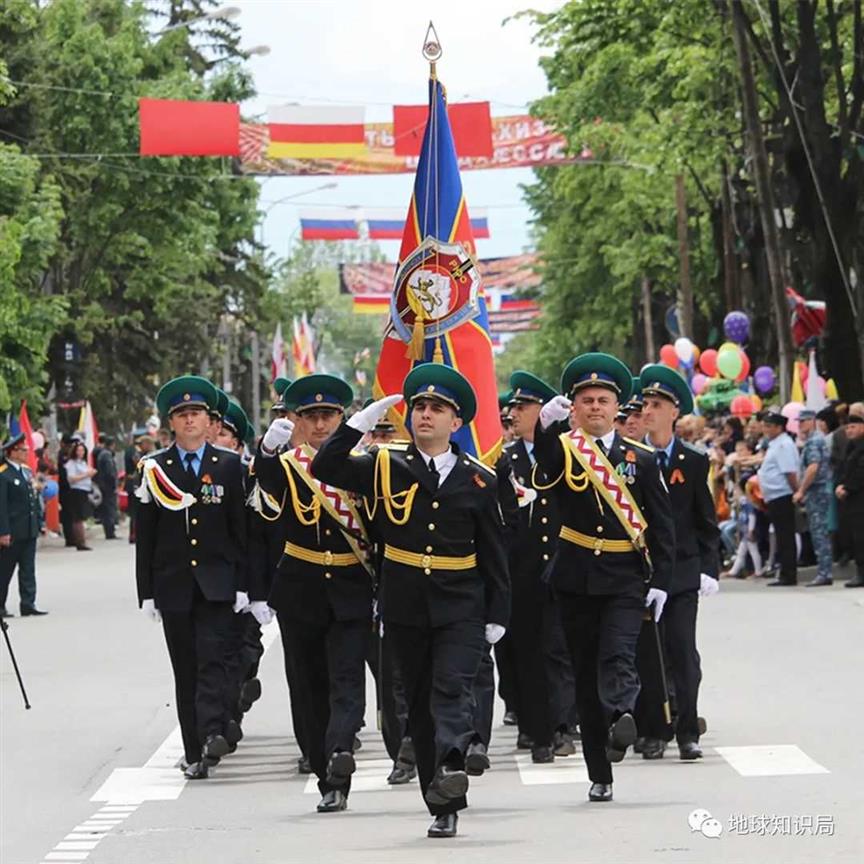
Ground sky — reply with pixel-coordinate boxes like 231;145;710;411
231;0;561;260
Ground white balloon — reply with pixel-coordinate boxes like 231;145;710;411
31;431;45;450
675;336;694;364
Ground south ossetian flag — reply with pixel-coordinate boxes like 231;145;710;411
267;105;367;159
372;77;501;463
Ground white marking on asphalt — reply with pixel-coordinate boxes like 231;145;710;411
54;842;100;851
515;753;589;784
45;854;90;861
303;757;398;793
715;745;830;776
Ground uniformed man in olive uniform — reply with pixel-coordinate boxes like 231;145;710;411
635;364;719;761
310;363;510;839
255;374;373;814
532;353;675;803
0;434;46;617
135;376;250;780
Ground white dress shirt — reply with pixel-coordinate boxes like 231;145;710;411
416;447;458;486
591;429;617;453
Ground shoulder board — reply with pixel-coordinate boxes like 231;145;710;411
623;437;654;452
680;441;706;458
376;441;410;452
0;463;7;473
212;444;235;455
465;453;496;476
137;447;168;470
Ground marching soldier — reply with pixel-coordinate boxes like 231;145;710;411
135;376;249;779
310;363;510;839
532;353;675;802
636;364;720;760
255;374;373;814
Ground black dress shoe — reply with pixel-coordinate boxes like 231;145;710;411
767;578;797;586
678;741;703;760
844;572;864;588
352;734;362;752
466;741;490;776
516;732;534;750
531;745;555;764
553;730;576;756
425;766;468;806
239;678;262;712
806;576;833;586
427;813;458;838
20;606;48;616
641;738;666;760
606;713;637;762
183;761;209;780
502;710;518;726
203;734;230;763
298;755;313;774
697;717;708;736
326;751;356;785
225;719;243;746
633;736;645;754
316;789;347;812
588;782;613;802
386;764;416;784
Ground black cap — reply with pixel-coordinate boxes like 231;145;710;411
762;411;788;427
847;414;864;425
2;432;25;452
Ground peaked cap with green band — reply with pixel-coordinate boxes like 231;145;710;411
211;387;230;420
498;391;513;411
221;400;251;442
509;370;557;405
273;377;292;397
285;374;353;414
639;364;694;415
403;363;477;424
156;375;219;418
561;353;633;402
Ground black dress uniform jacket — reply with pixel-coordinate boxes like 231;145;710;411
311;423;510;629
135;443;247;612
660;439;720;594
254;447;373;624
532;422;675;595
0;461;40;540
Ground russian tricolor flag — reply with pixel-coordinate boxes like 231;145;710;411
366;208;489;240
299;209;360;241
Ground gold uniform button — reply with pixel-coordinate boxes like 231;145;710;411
540;498;547;505
191;560;198;566
323;551;333;565
542;535;548;543
541;517;548;524
432;501;440;509
191;538;198;546
425;545;433;553
597;526;604;533
325;529;332;536
428;523;436;531
593;549;602;557
543;553;549;561
324;572;332;579
191;518;198;526
424;568;432;576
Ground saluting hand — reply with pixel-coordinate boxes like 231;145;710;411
347;394;403;434
539;394;572;429
261;419;295;454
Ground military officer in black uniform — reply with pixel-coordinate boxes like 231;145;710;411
311;363;510;839
635;364;720;760
136;376;249;779
255;374;373;814
532;353;675;802
0;434;46;617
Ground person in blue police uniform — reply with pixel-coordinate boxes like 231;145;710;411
0;433;47;617
135;376;249;780
532;353;675;803
310;364;510;839
634;364;720;761
255;374;373;814
494;371;566;764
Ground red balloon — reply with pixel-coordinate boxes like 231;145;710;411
798;360;809;385
735;350;751;383
730;394;754;417
659;344;679;368
699;349;718;377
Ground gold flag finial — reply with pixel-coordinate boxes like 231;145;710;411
422;21;442;78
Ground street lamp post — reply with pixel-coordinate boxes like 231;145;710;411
258;181;338;249
155;4;241;35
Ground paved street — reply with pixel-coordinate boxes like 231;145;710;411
2;529;862;864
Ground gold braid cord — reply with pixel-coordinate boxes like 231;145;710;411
282;458;321;526
561;442;591;492
363;449;419;526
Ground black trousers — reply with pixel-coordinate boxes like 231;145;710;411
493;634;518;713
509;587;554;747
767;494;798;581
387;619;485;816
161;591;235;765
471;644;495;746
556;591;644;784
224;612;265;722
663;590;702;743
634;613;672;741
0;537;38;610
278;614;367;797
276;618;310;758
99;488;118;538
544;591;578;732
365;627;409;762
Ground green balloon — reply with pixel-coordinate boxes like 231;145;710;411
716;347;743;380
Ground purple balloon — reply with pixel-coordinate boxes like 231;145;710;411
754;365;775;394
723;310;750;344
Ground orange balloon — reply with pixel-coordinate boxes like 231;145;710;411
659;344;679;368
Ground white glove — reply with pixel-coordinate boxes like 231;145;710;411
141;598;161;623
233;591;250;613
485;623;506;645
699;573;719;597
347;394;402;434
645;588;668;622
261;418;295;454
247;601;274;625
540;395;572;430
